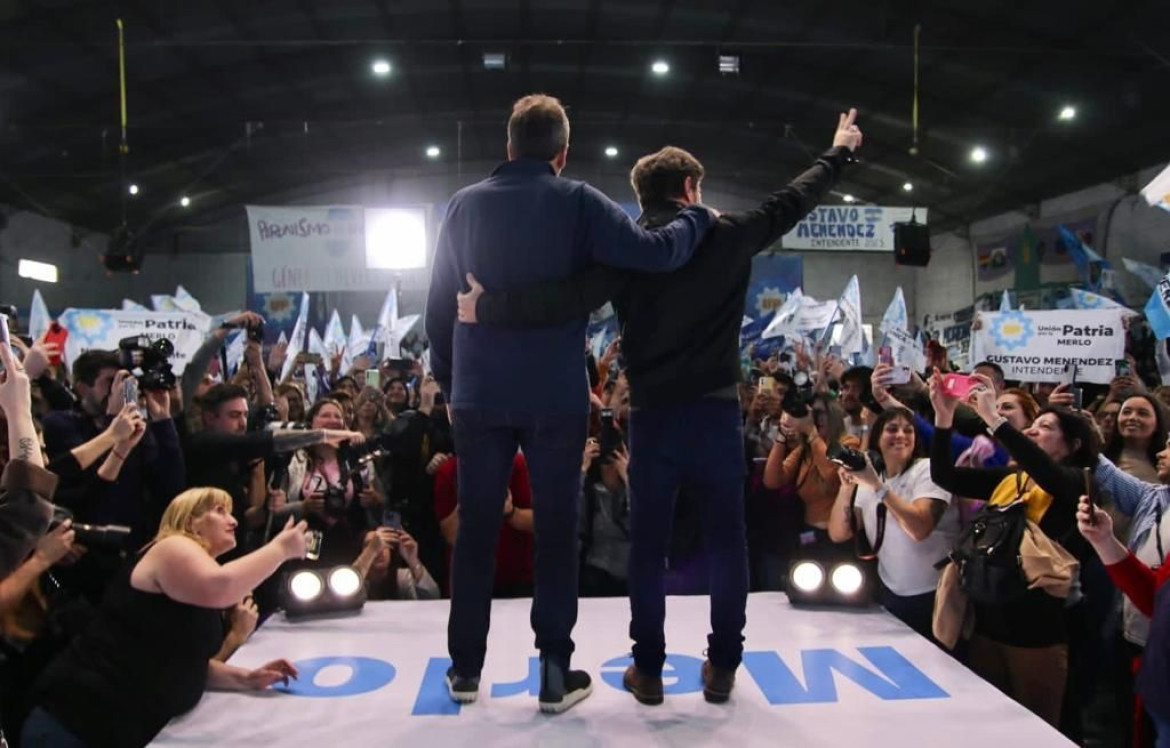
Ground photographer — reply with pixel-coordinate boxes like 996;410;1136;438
579;438;631;597
282;399;381;566
353;527;439;600
828;407;959;644
22;488;310;748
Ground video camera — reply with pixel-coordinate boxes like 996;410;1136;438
827;442;886;476
49;506;131;549
117;335;176;391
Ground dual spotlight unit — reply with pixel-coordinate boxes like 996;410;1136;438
282;565;367;619
786;549;876;608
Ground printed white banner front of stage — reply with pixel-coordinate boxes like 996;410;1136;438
248;205;398;293
781;206;927;252
970;309;1127;385
154;594;1071;748
57;308;211;375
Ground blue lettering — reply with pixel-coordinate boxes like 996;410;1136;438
599;654;704;695
742;647;949;704
277;656;395;698
412;657;462;715
490;657;541;698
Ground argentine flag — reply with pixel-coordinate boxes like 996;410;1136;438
1145;275;1170;340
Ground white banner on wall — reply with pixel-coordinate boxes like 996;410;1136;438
781;206;928;252
970;309;1127;384
57;309;212;375
247;205;421;293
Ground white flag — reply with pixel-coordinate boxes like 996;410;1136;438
999;290;1012;312
1141;163;1170;213
836;275;864;354
28;290;51;342
224;330;246;377
280;292;310;382
369;289;399;358
347;315;368;374
122;298;148;311
324;310;347;372
879;287;907;335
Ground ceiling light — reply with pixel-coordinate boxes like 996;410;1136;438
18;259;58;284
371;59;392;76
604;146;619;158
425;145;441;158
482;52;506;70
970;146;988;164
179;196;191;207
902;182;914;192
128;183;139;196
718;54;740;75
651;60;670;76
843;194;855;203
1058;105;1077;121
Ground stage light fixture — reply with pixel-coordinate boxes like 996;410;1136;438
180;196;191;208
843;194;856;203
787;552;875;607
128;184;139;196
371;59;392;76
969;146;988;164
718;54;740;75
365;207;428;270
103;225;143;273
1058;105;1076;121
651;60;670;76
283;565;367;619
902;182;914;192
483;52;506;70
18;259;58;283
425;145;441;158
604;146;619;158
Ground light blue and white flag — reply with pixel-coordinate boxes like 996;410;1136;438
1145;274;1170;340
999;289;1012;312
280;292;310;381
28;290;51;341
1070;288;1138;315
323;310;347;373
347;315;368;373
1123;258;1166;290
836;275;864;354
151;295;178;312
879;287;908;335
122;299;148;311
172;285;202;313
223;330;246;378
1141;163;1170;214
368;289;399;358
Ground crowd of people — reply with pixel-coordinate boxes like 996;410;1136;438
0;91;1166;748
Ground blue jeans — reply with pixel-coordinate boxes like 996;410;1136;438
21;706;89;748
627;399;749;676
1155;711;1170;748
448;408;587;676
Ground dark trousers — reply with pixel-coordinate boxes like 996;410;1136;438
447;408;587;677
627;399;749;677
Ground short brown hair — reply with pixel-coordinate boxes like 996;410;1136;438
629;147;705;207
507;94;570;161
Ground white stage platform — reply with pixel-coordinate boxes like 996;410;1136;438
154;592;1072;747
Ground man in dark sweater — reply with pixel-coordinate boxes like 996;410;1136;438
458;109;863;705
424;93;714;714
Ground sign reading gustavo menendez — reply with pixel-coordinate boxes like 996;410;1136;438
970;309;1127;384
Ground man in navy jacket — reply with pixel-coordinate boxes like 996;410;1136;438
425;93;713;714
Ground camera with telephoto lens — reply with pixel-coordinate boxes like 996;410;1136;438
826;442;886;476
781;371;815;418
117;336;176;391
49;506;131;549
247;320;265;343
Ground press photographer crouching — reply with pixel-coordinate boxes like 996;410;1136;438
22;488;311;748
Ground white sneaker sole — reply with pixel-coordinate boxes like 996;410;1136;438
538;683;593;714
446;674;479;704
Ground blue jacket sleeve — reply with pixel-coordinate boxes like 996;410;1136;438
579;185;712;272
424;213;460;398
1096;454;1154;517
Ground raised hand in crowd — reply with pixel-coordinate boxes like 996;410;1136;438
457;273;485;324
1076;495;1127;565
967;373;1001;425
870;363;900;410
105;369;133;416
267;338;289;374
426;451;452;476
1047;382;1078;409
0;341;43;468
601;338;622;369
108;403;145;442
611;444;630;485
395;528;422;570
928;367;961;428
582;437;601;473
144;386;171;422
1110;371;1147;398
13;337;59;381
419;375;443;416
832;107;864;151
274;517;311;560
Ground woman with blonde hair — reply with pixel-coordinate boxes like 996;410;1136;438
22;488;311;748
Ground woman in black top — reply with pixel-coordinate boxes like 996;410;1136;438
928;370;1097;731
22;487;310;748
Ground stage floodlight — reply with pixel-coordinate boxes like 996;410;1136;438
830;563;865;595
969;146;988;164
283;565;367;620
18;259;58;284
843;194;855;203
787;552;875;608
128;183;139;196
364;207;428;270
790;561;825;593
179;196;191;207
604;146;619;158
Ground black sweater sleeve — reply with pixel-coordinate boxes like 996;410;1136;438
992;422;1084;539
929;426;1012;499
720;146;856;261
475;266;628;328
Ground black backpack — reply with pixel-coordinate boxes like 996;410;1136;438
940;498;1030;606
